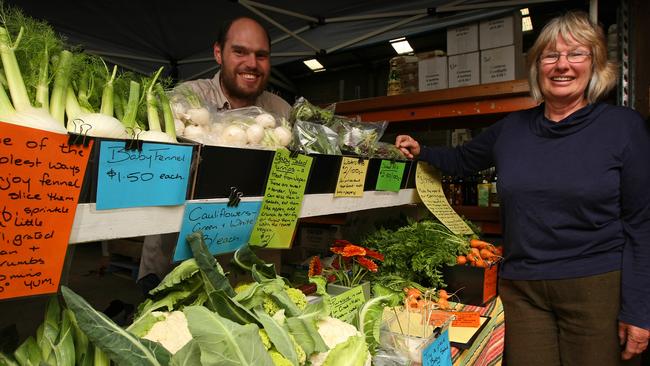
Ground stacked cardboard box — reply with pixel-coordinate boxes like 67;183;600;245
479;13;525;84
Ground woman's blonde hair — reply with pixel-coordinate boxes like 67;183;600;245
527;11;617;103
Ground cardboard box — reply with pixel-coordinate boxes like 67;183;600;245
448;52;480;88
447;23;479;56
442;264;498;306
418;56;448;91
480;45;525;84
479;13;523;50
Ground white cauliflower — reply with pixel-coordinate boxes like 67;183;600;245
309;317;371;366
142;311;192;354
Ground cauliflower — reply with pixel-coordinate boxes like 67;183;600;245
142;311;192;354
285;287;307;311
269;350;293;366
309;317;371;366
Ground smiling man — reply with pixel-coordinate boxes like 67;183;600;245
182;16;291;117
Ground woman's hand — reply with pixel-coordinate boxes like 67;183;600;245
618;321;649;360
395;135;421;159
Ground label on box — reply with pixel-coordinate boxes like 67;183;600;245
335;157;368;197
422;329;452;366
480;15;516;50
0;123;93;300
376;160;405;192
418;57;448;91
415;162;474;235
173;201;262;261
482;264;498;303
96;141;193;209
448;52;480;88
249;149;312;248
329;285;366;323
481;45;516;84
447;23;479;55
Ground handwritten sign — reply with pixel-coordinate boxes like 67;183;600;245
0;123;92;299
451;311;481;327
415;162;473;235
173;201;262;261
96;141;193;210
376;160;406;192
334;157;368;197
422;329;452;366
249;149;312;248
482;264;498;303
329;285;366;323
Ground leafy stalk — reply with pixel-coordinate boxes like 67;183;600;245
34;47;48;109
145;66;164;131
99;64;117;116
0;26;29;111
49;49;73;124
156;83;176;139
122;80;141;129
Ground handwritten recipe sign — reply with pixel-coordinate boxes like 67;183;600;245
0;123;92;299
415;162;474;235
173;201;262;261
334;157;368;197
96;141;193;210
249;149;312;248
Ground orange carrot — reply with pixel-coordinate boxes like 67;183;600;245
456;255;467;265
470;239;493;250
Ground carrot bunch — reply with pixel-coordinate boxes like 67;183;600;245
404;287;451;311
456;239;503;268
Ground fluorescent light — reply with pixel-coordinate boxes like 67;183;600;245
389;37;413;55
520;8;529;16
303;58;325;71
522;16;533;32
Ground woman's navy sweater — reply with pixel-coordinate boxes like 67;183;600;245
419;102;650;329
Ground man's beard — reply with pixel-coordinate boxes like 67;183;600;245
220;66;266;102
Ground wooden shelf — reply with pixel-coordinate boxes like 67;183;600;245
453;205;502;235
335;79;537;123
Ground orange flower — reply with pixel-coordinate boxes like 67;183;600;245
308;256;322;277
333;239;353;247
365;248;384;262
340;244;366;257
356;256;379;272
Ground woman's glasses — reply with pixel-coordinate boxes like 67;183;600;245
539;51;592;64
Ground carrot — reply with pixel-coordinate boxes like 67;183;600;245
480;248;495;260
438;289;449;300
437;298;450;310
470;239;493;250
404;287;422;299
456;255;467;265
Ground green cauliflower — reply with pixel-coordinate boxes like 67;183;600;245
269;350;293;366
259;329;271;350
289;334;306;365
285;287;307;311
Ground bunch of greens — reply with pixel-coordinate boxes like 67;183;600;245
362;219;471;289
289;97;335;125
290;120;341;155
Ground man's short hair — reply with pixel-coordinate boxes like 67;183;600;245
216;16;271;50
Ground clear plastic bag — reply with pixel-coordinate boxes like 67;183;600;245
291;120;341;155
329;118;388;157
370;141;408;161
289;97;336;125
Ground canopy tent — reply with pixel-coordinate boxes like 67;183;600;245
6;0;571;91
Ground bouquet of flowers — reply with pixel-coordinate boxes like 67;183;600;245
309;239;384;287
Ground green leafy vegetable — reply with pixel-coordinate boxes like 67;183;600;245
169;340;202;366
322;335;368;366
358;295;398;354
254;308;299;366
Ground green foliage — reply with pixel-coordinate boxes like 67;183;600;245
363;219;471;289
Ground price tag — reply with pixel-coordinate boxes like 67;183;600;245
0;123;92;299
415;162;474;235
173;201;262;261
451;311;481;327
96;141;193;210
334;157;368;197
375;160;405;192
422;329;452;366
329;285;366;323
249;149;312;248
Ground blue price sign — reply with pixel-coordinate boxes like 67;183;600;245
173;201;262;261
422;329;452;366
96;141;193;210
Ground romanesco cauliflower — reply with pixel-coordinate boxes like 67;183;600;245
269;350;293;366
259;329;271;350
285;287;307;311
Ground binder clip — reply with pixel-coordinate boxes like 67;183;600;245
125;128;144;151
227;186;243;207
67;119;92;147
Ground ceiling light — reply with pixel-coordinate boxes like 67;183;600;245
522;16;533;32
303;58;325;71
389;37;414;55
520;8;529;16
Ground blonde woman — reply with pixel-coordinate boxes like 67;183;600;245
397;11;649;365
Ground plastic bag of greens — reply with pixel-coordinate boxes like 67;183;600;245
289;97;335;125
329;118;388;157
291;120;341;155
370;141;408;160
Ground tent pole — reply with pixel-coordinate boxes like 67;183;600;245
241;0;319;23
239;1;321;53
84;50;169;63
272;25;310;46
437;0;561;12
326;13;428;54
327;9;429;23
